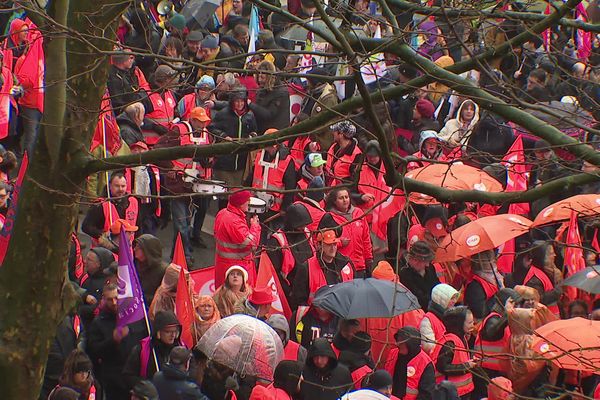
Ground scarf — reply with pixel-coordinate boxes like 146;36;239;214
194;295;221;339
213;284;251;318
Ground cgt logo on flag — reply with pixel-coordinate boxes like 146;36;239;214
257;252;291;319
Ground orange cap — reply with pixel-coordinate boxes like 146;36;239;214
317;230;339;244
190;107;211;122
264;128;278;135
110;218;139;235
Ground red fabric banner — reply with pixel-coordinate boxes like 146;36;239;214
256;252;291;320
190;266;216;296
171;233;188;271
175;266;195;348
564;210;586;301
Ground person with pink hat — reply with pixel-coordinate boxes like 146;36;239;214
213;190;261;288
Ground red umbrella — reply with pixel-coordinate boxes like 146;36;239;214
405;163;503;204
531;317;600;372
532;194;600;227
435;214;532;262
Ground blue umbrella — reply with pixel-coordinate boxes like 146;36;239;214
312;278;420;319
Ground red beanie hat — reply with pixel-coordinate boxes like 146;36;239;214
229;190;251;207
415;99;435;119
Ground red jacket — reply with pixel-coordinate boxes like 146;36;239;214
214;204;261;288
326;140;362;186
384;348;433;400
330;207;373;271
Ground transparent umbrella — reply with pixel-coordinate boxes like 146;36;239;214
197;314;284;380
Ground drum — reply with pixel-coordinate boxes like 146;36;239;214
191;180;226;194
248;197;267;214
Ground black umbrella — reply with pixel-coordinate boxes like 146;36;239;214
312;278;420;319
562;266;600;294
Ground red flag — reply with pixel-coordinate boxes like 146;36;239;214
175;267;195;348
256;252;291;320
542;1;552;52
172;233;188;271
90;91;120;155
190;266;216;296
0;152;28;264
564;210;586;301
496;238;515;274
502;135;530;216
372;189;406;244
575;3;592;61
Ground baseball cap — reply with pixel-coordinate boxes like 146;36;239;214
317;230;339;244
305;153;326;168
110;219;139;235
190;107;211;122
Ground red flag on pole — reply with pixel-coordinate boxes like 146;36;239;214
175;266;195;348
372;189;406;245
0;152;28;264
172;233;188;271
564;210;586;301
502;135;530;216
190;266;216;296
256;252;291;320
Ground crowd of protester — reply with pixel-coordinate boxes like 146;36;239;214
1;0;600;400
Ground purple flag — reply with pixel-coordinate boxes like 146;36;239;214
117;226;145;328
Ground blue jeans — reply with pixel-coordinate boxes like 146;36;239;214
170;197;193;260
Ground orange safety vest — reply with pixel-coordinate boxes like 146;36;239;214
252;149;293;212
430;333;474;396
124;165;162;218
307;256;353;303
357;162;389;223
102;197;139;234
384;349;433;400
424;312;446;348
524;266;560;316
171;122;212;180
143;90;176;145
469;274;499;301
178;93;212;121
351;364;373;389
474;312;510;372
326;141;362;186
433;262;448;284
0;65;16;140
283;340;302;361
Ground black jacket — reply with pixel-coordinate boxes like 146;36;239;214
82;196;142;240
117;112;144;146
399;263;440;312
300;338;353;400
107;65;149;115
391;331;435;400
153;363;209;400
209;106;258;171
249;85;290;134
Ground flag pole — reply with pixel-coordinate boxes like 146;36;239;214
101;115;113;226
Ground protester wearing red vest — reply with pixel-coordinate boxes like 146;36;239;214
297;152;326;195
355;140;390;224
464;250;504;320
325;121;362;186
474;289;518;378
249;360;303;400
292;230;355;306
176;75;226;120
430;306;476;399
267;314;308;365
82;172;140;249
384;327;436;400
327;187;373;276
214;190;261;288
420;283;459;354
266;203;314;306
249;129;297;233
143;65;177;146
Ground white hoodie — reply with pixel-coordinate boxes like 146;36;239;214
439;99;480;146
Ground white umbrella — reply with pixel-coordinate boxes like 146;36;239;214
197;314;283;380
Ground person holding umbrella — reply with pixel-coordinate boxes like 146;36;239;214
292;230;355;307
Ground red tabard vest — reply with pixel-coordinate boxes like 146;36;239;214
143;90;176;145
172;122;212;180
283;340;302;361
474;312;511;372
524;266;560;315
351;365;373;389
430;333;474;396
307;256;353;303
326;142;362;186
271;229;312;279
179;93;212;121
357;162;389;223
385;348;433;400
125;166;162;217
424;312;446;349
288;136;319;168
101;197;139;238
433;262;448;284
469;275;499;300
293;200;325;233
252;150;293;212
0;65;16;139
72;233;84;281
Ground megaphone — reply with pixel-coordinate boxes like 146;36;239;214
157;0;175;16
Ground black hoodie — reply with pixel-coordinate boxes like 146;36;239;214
301;338;353;400
134;234;167;305
392;327;435;400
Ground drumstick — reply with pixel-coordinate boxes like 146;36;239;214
262;212;284;224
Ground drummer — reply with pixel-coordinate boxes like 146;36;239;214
246;128;298;243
